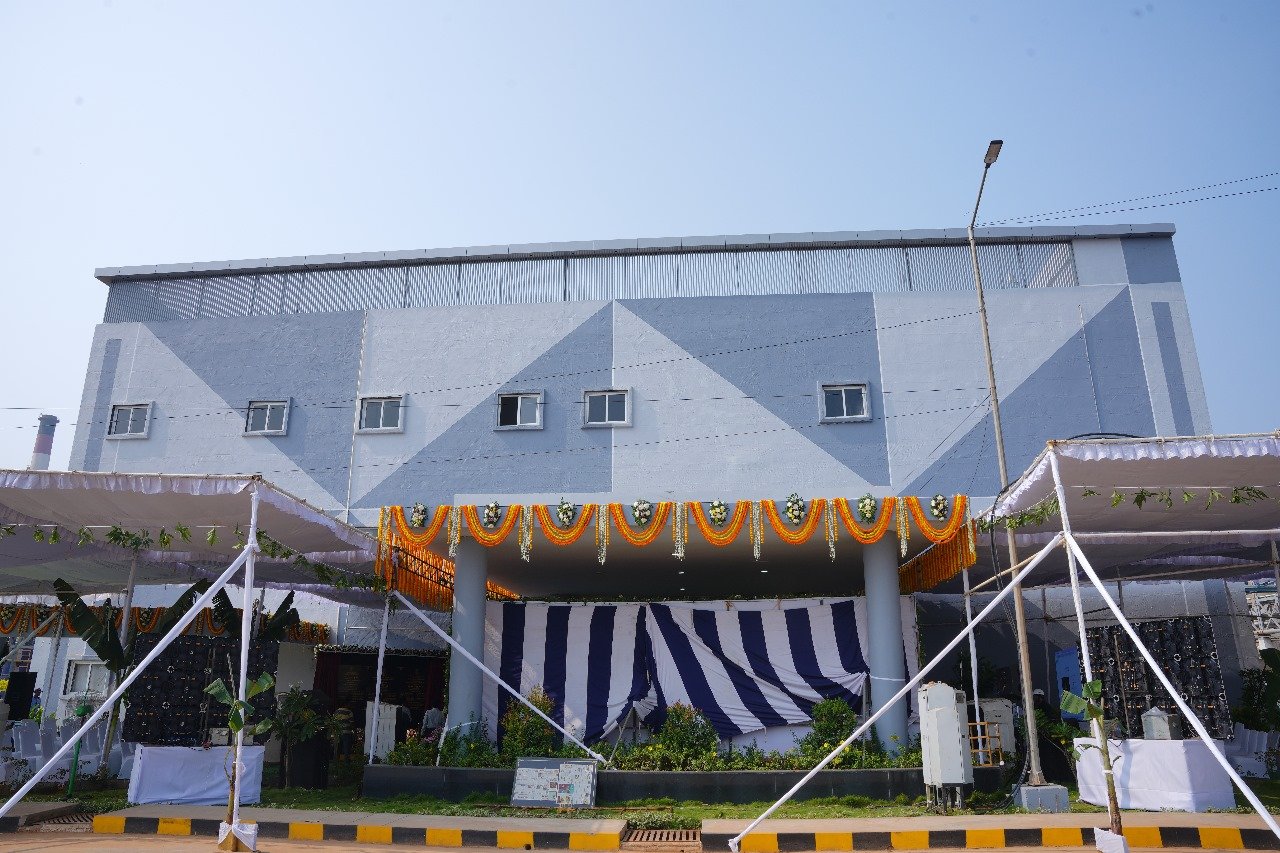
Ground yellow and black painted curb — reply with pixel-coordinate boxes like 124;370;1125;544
90;814;622;849
701;826;1280;851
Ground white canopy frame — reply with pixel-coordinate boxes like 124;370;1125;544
1046;447;1280;840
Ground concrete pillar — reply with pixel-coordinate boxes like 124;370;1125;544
863;537;908;752
446;539;488;732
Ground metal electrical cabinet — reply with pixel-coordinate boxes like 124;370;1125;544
919;682;973;808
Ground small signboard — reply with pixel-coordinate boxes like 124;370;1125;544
511;758;597;808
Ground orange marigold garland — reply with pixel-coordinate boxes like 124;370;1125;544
834;496;897;544
534;503;597;547
462;504;522;547
904;495;969;543
689;500;748;547
898;518;978;593
762;498;826;545
391;503;449;547
609;502;672;547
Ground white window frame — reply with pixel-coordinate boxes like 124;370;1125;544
583;389;632;428
357;395;405;434
495;391;544;431
818;382;871;424
64;659;109;696
244;399;291;436
106;402;153;439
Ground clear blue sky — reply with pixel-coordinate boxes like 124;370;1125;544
1;1;1276;470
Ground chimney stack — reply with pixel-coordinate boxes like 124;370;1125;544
28;414;58;470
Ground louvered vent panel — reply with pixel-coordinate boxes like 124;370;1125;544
459;262;504;305
249;273;288;315
566;256;627;301
677;251;738;297
406;263;461;307
1022;243;1077;288
906;245;975;291
624;254;680;299
502;259;563;304
737;250;798;295
199;275;256;318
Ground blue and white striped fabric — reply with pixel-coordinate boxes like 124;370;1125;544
481;601;651;744
481;597;914;744
646;601;868;738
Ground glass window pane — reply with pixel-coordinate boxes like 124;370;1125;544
498;396;519;426
824;389;844;418
587;394;606;423
361;400;381;429
267;404;286;431
844;387;866;418
128;406;147;434
607;393;626;423
518;395;538;425
382;398;400;428
109;408;126;435
247;406;268;433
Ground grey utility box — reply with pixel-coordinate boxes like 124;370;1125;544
1142;706;1183;740
920;682;973;787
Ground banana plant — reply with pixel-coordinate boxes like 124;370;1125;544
205;673;275;852
1060;679;1122;836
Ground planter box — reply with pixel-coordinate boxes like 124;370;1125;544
362;765;1004;804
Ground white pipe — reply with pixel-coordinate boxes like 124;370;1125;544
961;563;984;761
118;554;139;651
231;486;260;832
392;591;607;763
0;546;250;820
367;592;393;763
0;611;60;667
727;533;1063;852
1030;528;1280;543
1064;533;1280;840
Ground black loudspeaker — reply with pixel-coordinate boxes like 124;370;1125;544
5;672;37;720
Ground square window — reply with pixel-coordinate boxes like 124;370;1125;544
245;400;289;435
584;390;630;427
107;403;151;438
359;396;404;432
819;383;870;423
496;392;543;429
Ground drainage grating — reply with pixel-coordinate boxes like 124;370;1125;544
623;828;702;851
26;813;94;833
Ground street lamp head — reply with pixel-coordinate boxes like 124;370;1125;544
984;139;1003;167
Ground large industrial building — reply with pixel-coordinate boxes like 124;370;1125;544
28;222;1236;748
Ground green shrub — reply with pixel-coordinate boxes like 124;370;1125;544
385;731;438;767
437;719;500;768
612;703;720;771
499;687;558;762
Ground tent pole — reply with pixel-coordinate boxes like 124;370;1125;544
961;563;984;761
228;485;260;845
0;546;251;821
1064;533;1280;839
392;591;608;763
367;590;393;764
727;533;1063;853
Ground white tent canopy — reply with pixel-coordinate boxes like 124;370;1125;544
976;433;1280;586
0;470;378;601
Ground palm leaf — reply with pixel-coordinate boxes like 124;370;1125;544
53;579;127;672
134;579;212;660
259;591;300;641
211;588;242;640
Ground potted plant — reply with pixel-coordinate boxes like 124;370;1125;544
1060;679;1125;853
273;686;348;789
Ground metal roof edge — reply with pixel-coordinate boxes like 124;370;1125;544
94;223;1177;284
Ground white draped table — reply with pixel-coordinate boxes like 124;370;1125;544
1074;737;1234;812
127;745;265;806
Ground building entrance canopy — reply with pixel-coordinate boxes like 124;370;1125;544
966;433;1280;589
0;469;379;603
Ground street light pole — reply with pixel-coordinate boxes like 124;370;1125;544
967;139;1048;788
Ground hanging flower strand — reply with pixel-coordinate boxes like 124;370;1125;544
896;499;910;558
447;505;462;558
824;501;838;562
595;508;608;565
672;502;687;561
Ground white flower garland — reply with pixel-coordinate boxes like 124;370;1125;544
556;498;576;527
750;501;764;561
482;502;502;529
409;502;428;528
824;501;838;562
446;505;462;558
856;494;876;524
708;500;728;527
596;508;609;565
672;503;687;561
783;493;805;525
631;499;653;527
518;506;534;562
929;494;950;521
896;500;909;558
